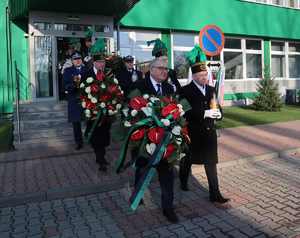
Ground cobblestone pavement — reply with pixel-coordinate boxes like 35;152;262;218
0;154;299;238
0;150;134;200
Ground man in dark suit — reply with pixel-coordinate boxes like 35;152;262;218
83;39;111;172
116;55;143;97
179;45;230;205
63;51;86;150
130;57;178;223
146;39;181;93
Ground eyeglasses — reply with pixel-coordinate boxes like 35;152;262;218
154;66;168;71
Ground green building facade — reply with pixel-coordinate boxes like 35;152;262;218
1;0;300;112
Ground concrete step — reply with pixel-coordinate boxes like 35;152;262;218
16;128;74;140
14;119;71;132
17;102;67;113
17;110;68;121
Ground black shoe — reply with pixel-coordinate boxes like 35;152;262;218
210;194;230;204
75;144;83;150
98;164;107;172
139;199;144;206
163;209;179;223
180;183;189;191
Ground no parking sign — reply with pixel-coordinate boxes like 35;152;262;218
199;25;225;57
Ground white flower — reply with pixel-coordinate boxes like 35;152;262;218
87;94;93;99
80;83;85;88
81;102;86;108
85;109;91;118
131;110;138;117
147;102;153;107
161;119;170;127
85;87;91;94
91;97;98;104
114;78;119;84
143;94;150;99
171;126;182;136
108;110;114;116
177;104;183;110
121;90;124;95
86;77;94;83
150;97;160;103
180;111;185;116
122;108;129;117
175;137;182;145
116;104;122;110
146;143;156;155
101;83;106;89
141;107;152;117
112;100;117;105
124;121;132;127
93;110;98;115
180;153;186;159
100;102;106;108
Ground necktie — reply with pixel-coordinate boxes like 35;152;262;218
156;83;162;95
96;70;104;81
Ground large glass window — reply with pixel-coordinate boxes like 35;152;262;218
271;41;286;78
34;36;53;98
288;41;300;78
246;54;262;78
172;33;197;79
118;30;161;68
224;52;243;79
289;55;300;78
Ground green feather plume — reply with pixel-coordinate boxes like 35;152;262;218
186;45;207;65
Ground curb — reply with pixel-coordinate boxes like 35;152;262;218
0;147;299;209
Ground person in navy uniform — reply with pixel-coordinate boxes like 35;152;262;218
116;55;143;97
179;45;230;205
83;39;112;172
63;51;86;150
130;57;179;223
146;39;181;93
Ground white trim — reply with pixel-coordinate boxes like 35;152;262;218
242;0;300;10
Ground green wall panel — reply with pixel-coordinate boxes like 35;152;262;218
0;0;29;113
121;0;300;40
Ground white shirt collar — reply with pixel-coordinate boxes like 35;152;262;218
150;75;161;92
192;80;206;96
93;66;98;76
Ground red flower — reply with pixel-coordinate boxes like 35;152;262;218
163;144;176;159
161;96;176;104
107;104;115;110
130;128;146;141
99;93;112;102
129;96;148;110
90;84;99;93
96;71;105;81
108;84;118;94
161;103;180;120
80;95;87;101
181;126;191;144
86;101;96;110
148;127;164;144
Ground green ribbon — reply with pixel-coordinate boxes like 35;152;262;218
129;131;172;210
115;118;153;174
85;109;105;144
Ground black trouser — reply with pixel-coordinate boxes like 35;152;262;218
72;122;83;145
135;162;174;210
87;120;111;165
93;146;107;165
180;157;220;198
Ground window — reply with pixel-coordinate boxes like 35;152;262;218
245;39;263;78
224;52;243;79
172;33;198;79
117;30;161;69
271;41;286;78
33;22;52;31
288;41;300;78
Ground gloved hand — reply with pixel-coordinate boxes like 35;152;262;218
204;109;222;119
84;56;92;62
